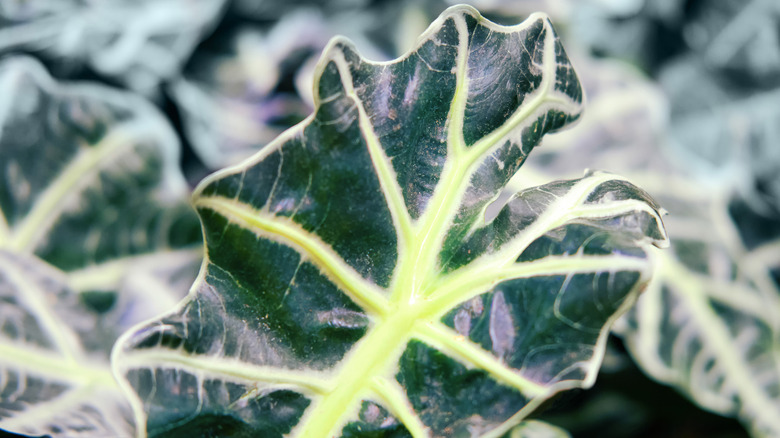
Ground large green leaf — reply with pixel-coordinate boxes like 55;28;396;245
115;6;667;437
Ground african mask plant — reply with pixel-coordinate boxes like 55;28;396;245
0;56;202;436
113;5;667;437
523;54;780;438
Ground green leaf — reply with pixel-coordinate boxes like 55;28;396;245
0;251;133;436
0;57;202;436
0;0;226;90
115;6;667;437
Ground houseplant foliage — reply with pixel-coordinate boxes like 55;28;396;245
115;6;667;437
0;56;201;436
0;0;228;92
0;251;135;436
548;1;780;434
522;54;780;438
0;56;202;302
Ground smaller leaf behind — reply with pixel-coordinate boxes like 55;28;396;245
0;251;132;437
0;56;203;437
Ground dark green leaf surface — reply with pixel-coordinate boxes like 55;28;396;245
116;6;667;437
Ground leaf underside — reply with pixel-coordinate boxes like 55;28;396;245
116;6;667;438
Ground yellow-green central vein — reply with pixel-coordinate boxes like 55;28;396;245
292;13;584;437
157;9;599;438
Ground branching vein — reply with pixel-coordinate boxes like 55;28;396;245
196;196;390;315
414;321;548;398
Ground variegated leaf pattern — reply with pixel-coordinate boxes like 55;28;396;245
0;56;201;296
0;57;202;436
523;57;780;438
0;251;134;436
618;189;780;438
115;6;667;437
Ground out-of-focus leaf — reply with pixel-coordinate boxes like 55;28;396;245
229;0;370;21
173;4;419;170
0;56;202;436
0;56;202;297
682;0;780;86
444;0;569;22
619;212;780;438
0;251;133;436
173;9;344;169
522;55;779;438
567;0;688;74
614;172;780;438
116;6;666;437
0;0;227;91
566;0;780;214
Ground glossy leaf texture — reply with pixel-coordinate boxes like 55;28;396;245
522;56;780;438
0;0;227;91
0;251;134;436
0;57;202;436
115;6;667;437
